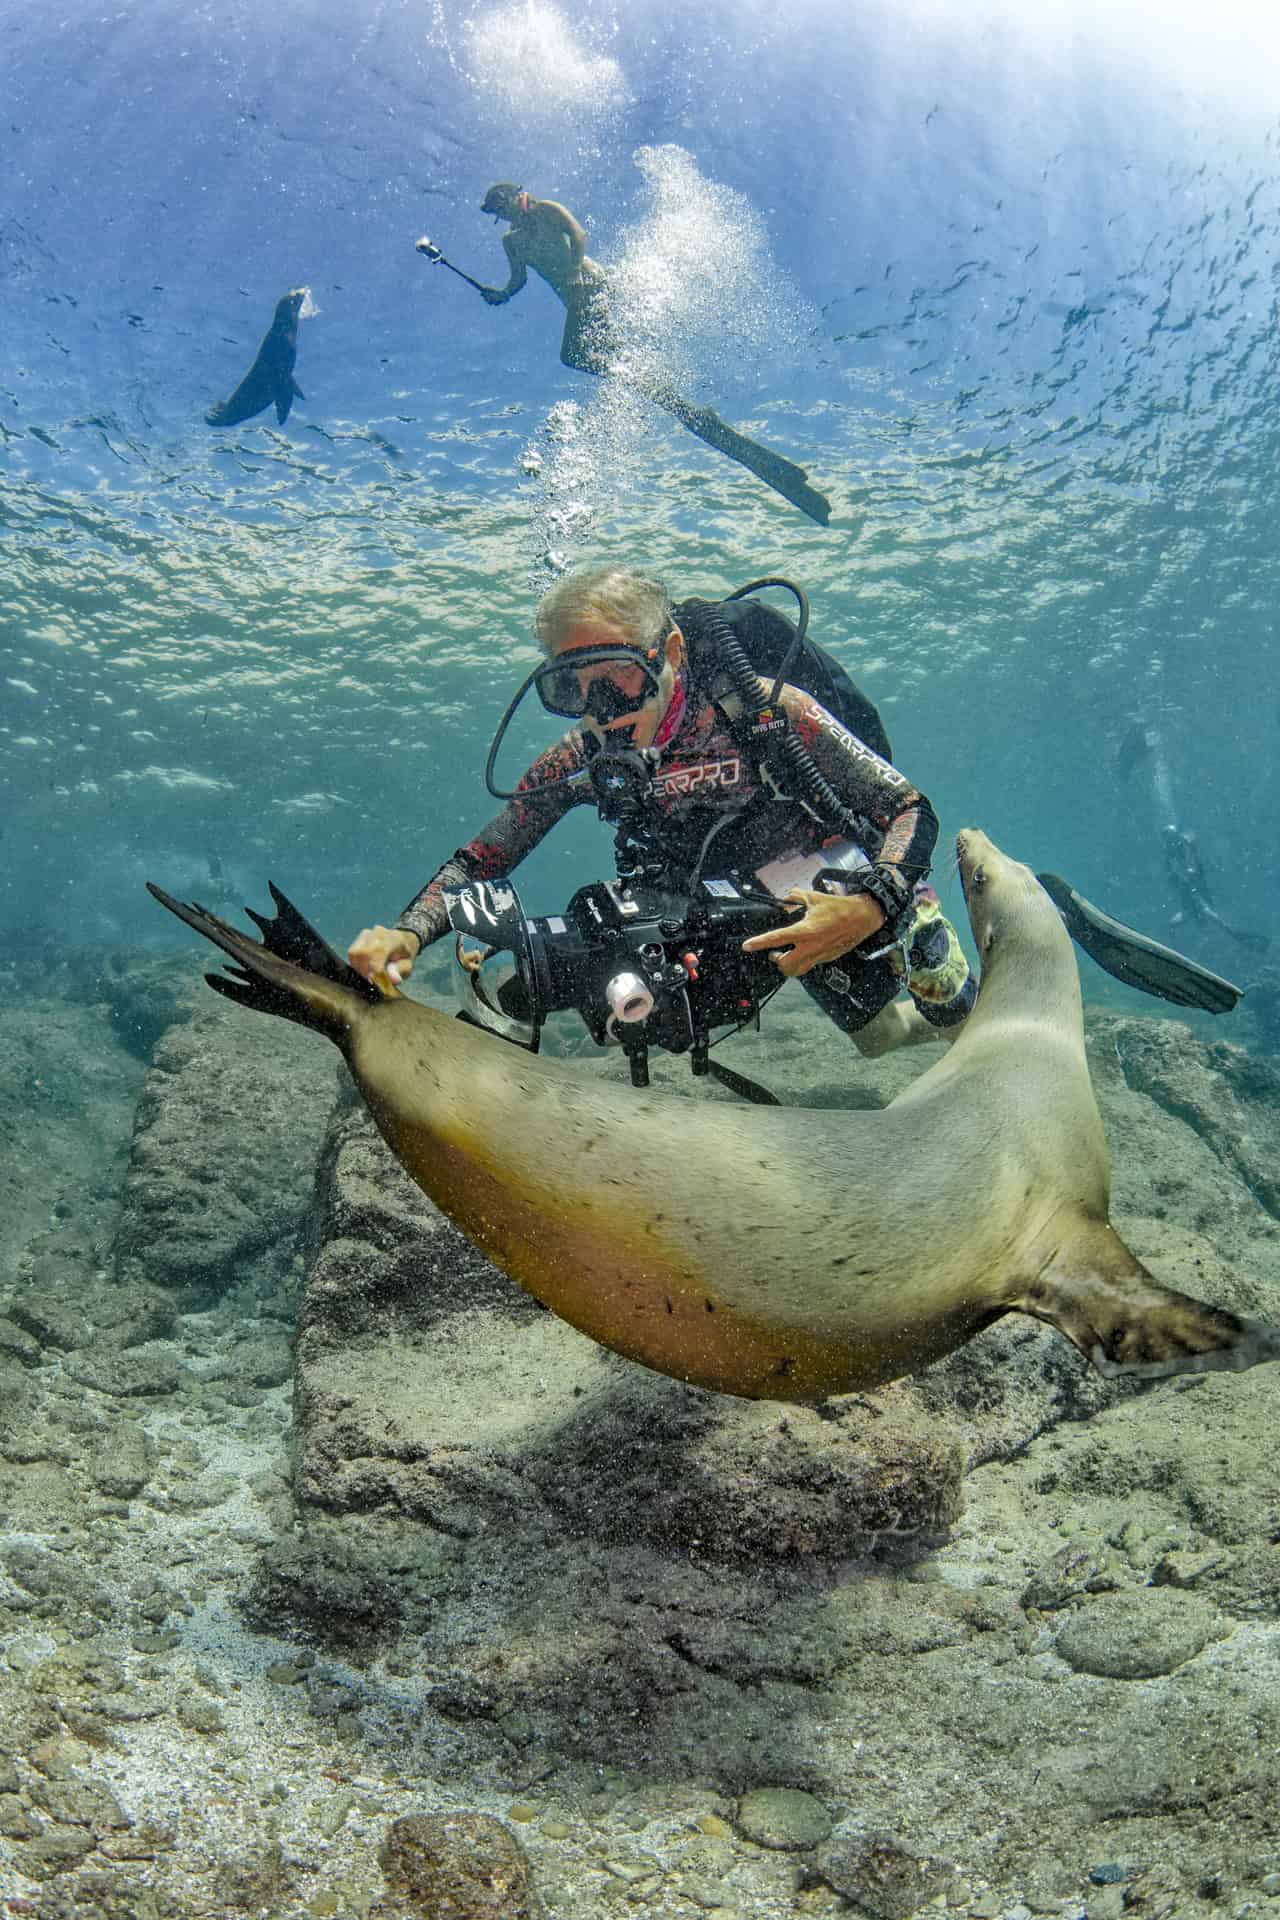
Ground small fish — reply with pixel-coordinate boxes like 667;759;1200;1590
206;287;313;428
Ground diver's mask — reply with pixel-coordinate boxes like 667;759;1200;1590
482;640;675;803
536;644;667;726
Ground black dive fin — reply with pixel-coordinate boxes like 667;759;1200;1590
1037;873;1241;1015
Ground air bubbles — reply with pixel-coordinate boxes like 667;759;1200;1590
461;1;627;121
609;144;817;391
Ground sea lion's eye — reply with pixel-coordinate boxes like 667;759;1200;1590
971;864;987;891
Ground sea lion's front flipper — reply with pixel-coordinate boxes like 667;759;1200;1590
1019;1222;1280;1380
275;375;307;422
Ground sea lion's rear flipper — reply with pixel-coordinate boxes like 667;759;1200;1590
146;882;387;1044
1020;1223;1280;1380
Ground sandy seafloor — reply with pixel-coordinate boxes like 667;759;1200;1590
1;944;1280;1920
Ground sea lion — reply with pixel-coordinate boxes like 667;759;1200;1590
147;830;1280;1402
206;288;310;428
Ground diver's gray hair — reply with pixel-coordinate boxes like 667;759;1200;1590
534;565;674;655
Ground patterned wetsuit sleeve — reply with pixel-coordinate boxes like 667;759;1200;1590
777;682;939;885
395;733;590;949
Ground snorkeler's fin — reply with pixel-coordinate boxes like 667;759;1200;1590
686;406;832;526
1037;873;1242;1015
645;386;832;525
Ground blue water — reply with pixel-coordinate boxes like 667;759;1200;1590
3;0;1279;986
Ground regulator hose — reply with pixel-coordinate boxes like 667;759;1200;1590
682;581;874;845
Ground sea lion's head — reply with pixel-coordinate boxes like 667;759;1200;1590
273;288;312;329
957;829;1067;989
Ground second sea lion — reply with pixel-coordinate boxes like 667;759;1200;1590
206;287;310;428
147;830;1280;1402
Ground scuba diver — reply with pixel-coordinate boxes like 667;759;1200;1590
415;185;832;527
348;566;976;1062
1034;720;1253;1016
350;575;1244;1070
1162;825;1269;954
1113;721;1268;956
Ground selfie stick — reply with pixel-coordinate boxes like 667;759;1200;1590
414;236;491;296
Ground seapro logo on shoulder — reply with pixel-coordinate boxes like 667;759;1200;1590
654;755;743;800
829;720;909;789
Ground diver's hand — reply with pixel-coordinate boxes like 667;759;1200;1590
742;888;886;979
348;924;421;986
480;286;508;306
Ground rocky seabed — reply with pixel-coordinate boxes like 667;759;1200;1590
1;966;1280;1919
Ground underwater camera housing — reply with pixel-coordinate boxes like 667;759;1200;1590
445;872;798;1088
445;839;874;1089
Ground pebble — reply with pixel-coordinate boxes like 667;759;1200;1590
1055;1589;1224;1678
603;1853;661;1882
379;1811;539;1919
314;1789;356;1837
265;1659;309;1684
683;1877;735;1910
736;1786;832;1850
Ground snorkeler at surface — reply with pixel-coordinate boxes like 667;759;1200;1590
415;185;833;527
349;566;974;1057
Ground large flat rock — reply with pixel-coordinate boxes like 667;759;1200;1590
112;1001;340;1305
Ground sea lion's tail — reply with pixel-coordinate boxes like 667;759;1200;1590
1021;1223;1280;1380
147;882;386;1045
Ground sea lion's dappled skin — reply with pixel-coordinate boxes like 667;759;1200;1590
148;832;1280;1402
